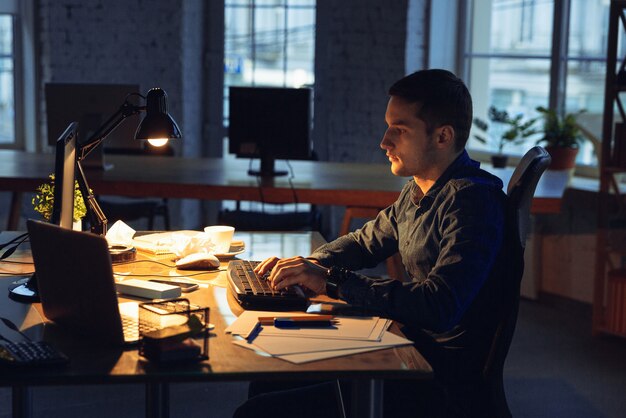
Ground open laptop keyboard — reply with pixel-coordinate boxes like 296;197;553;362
121;315;140;342
227;260;308;311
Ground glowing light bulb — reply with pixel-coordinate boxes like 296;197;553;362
147;138;169;147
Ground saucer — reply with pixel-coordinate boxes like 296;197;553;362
214;244;246;259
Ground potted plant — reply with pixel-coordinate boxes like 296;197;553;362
473;106;539;168
534;106;586;170
32;174;87;230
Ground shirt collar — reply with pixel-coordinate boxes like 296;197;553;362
410;150;480;205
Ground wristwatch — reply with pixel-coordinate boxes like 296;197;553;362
326;266;350;299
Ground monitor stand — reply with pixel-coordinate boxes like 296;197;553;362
248;155;287;177
8;274;40;303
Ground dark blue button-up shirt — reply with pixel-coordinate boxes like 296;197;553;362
311;150;508;378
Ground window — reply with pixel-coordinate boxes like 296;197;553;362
463;0;610;167
0;12;16;145
222;0;316;213
224;0;316;122
0;0;34;151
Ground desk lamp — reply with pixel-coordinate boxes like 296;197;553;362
74;87;181;235
8;88;181;303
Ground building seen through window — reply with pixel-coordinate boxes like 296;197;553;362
464;0;611;167
0;14;15;145
224;0;316;124
222;0;316;213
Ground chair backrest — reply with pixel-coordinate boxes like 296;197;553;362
481;146;551;415
506;146;552;248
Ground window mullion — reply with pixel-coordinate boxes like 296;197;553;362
283;2;288;87
549;0;571;115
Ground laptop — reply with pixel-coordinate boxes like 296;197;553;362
27;219;139;346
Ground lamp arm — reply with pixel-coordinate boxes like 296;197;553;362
75;159;108;235
78;100;145;161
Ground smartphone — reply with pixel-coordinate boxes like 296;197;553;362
149;279;199;293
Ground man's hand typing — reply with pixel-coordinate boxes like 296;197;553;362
254;256;328;296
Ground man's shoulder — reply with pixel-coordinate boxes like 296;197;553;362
447;166;504;193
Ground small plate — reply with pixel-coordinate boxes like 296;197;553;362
215;245;246;259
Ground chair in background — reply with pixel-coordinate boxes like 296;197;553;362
98;143;173;230
218;200;321;233
217;153;322;234
481;146;551;417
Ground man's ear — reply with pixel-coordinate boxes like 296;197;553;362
435;125;455;149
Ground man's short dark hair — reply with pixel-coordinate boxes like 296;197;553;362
388;69;472;151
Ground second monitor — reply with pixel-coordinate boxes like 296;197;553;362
228;86;313;177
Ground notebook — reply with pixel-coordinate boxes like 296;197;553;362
27;219;140;346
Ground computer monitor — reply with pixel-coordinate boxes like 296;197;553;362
9;122;79;302
50;122;79;230
45;83;141;168
228;86;313;177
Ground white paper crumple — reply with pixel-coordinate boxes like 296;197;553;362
170;232;216;257
105;220;136;246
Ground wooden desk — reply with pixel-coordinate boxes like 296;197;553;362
0;150;566;231
0;231;432;418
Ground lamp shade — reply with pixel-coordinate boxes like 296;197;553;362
134;88;182;142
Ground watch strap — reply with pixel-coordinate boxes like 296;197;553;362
326;266;350;299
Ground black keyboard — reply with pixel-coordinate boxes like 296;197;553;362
0;341;69;367
227;260;309;311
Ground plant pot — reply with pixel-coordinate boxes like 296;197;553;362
545;146;578;170
491;154;508;168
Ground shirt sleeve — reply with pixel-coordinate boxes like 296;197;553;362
309;182;413;270
333;183;505;334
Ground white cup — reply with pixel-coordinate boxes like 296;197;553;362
204;225;235;254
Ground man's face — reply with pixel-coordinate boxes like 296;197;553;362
380;96;438;178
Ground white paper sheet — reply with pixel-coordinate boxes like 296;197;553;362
246;330;413;356
278;347;387;364
232;331;413;364
226;310;388;341
233;338;384;363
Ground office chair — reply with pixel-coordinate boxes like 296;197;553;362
218;203;321;232
481;146;551;417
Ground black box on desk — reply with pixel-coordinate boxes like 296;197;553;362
138;299;210;364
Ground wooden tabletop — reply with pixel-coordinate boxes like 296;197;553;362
0;150;407;208
0;150;567;212
0;231;432;387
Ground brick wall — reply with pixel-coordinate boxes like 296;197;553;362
314;0;424;164
37;0;186;145
1;0;427;231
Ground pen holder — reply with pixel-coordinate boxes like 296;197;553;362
138;298;209;364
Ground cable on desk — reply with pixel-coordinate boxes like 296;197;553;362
0;233;29;249
285;159;300;209
114;259;177;268
113;259;226;279
0;233;29;261
114;269;225;279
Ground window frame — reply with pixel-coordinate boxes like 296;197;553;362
0;0;36;152
223;0;316;99
221;0;316;213
457;0;605;177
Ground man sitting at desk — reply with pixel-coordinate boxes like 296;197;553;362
235;69;513;417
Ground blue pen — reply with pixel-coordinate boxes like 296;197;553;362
246;322;263;343
274;318;335;328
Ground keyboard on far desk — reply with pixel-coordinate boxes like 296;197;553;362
227;260;309;311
